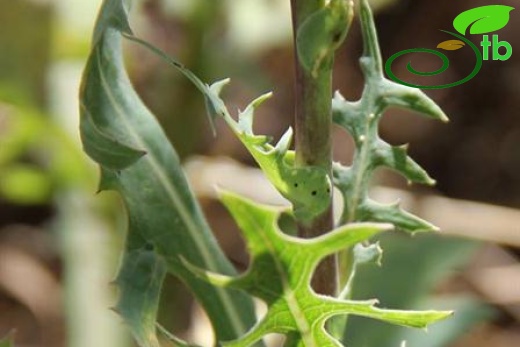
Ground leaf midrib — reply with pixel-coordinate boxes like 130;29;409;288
250;213;316;347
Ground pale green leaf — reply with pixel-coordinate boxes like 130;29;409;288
80;0;257;344
184;192;452;346
331;1;451;340
453;5;515;35
332;0;445;231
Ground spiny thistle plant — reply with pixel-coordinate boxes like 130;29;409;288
79;0;453;346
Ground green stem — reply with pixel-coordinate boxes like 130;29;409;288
290;0;336;296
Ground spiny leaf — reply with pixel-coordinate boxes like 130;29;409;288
352;243;383;267
332;0;444;231
80;0;257;344
183;192;452;346
358;200;439;233
453;5;515;35
124;34;332;225
436;40;465;51
372;141;435;186
228;93;332;224
377;80;448;122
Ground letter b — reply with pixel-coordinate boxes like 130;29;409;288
492;35;512;61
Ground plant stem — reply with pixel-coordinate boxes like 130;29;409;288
290;0;336;296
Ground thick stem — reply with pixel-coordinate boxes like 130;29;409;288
290;0;336;296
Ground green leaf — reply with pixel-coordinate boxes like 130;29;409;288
227;93;332;224
183;192;452;346
123;35;332;224
80;0;257;344
79;107;146;171
114;241;167;347
398;297;495;347
332;0;445;231
332;1;450;340
453;5;515;35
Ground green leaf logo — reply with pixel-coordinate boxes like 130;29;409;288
453;5;515;35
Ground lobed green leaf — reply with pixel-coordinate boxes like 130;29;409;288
331;0;446;231
124;34;332;225
330;0;453;341
184;192;452;346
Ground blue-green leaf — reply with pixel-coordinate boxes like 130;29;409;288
114;242;167;347
80;0;257;344
332;0;445;231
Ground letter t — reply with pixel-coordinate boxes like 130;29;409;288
481;35;491;60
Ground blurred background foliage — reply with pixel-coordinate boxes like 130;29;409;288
0;0;519;346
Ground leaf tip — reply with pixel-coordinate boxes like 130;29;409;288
439;112;450;123
250;91;273;109
210;78;231;95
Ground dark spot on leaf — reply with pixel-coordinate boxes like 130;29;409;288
294;183;298;187
333;31;342;43
327;188;330;193
312;191;317;196
144;243;154;251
